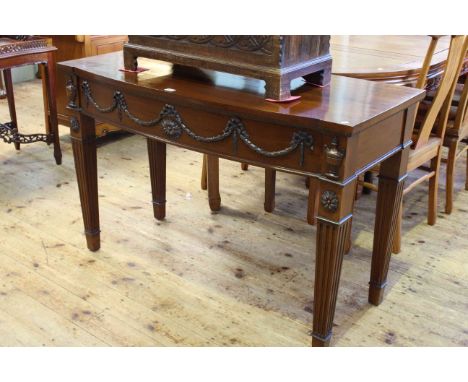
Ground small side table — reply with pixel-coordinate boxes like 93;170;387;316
0;36;61;164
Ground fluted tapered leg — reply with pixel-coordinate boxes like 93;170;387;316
312;179;356;346
264;168;276;212
207;155;221;211
147;139;166;220
369;149;408;305
71;113;100;251
313;215;352;346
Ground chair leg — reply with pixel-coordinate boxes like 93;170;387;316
355;174;364;200
201;154;207;190
445;140;458;214
466;148;468;191
307;177;319;225
362;171;374;194
264;168;276;212
3;69;20;151
392;200;403;254
428;153;442;225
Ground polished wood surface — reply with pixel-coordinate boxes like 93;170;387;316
331;35;468;86
1;79;467;346
58;52;424;346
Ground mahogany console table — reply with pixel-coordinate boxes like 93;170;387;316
58;52;424;346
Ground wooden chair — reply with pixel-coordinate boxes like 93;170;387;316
443;41;468;214
357;35;466;253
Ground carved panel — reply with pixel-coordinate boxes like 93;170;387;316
154;35;274;55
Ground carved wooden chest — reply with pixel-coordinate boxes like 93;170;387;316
123;35;332;100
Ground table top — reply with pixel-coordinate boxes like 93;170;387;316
330;35;464;84
59;52;424;136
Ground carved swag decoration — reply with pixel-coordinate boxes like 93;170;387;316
80;81;314;166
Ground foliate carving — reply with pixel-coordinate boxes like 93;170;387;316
157;35;274;55
80;81;314;166
320;190;339;212
70;117;80;132
324;137;345;179
0;121;51;144
66;77;78;109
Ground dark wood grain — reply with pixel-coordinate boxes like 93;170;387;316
58;52;425;346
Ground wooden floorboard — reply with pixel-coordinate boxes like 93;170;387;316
0;79;467;346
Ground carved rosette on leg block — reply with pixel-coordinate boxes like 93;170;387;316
313;216;352;346
369;176;405;305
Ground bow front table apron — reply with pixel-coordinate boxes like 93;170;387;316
58;52;425;346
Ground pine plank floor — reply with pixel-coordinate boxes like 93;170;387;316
0;79;467;346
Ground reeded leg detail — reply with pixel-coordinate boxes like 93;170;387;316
313;215;352;346
369;175;405;305
148;139;166;220
71;113;100;251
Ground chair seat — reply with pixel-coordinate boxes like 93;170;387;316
407;135;441;171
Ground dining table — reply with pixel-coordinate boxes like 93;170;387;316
331;35;467;86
